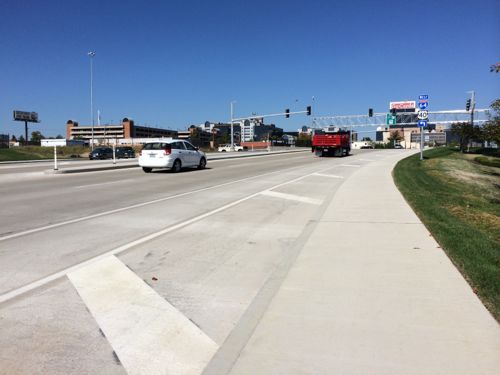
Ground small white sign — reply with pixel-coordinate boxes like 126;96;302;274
417;110;429;120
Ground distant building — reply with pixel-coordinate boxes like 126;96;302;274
0;134;9;148
192;120;283;142
66;118;177;143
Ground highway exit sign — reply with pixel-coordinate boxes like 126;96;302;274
386;114;396;125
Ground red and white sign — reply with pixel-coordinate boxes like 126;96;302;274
389;101;416;110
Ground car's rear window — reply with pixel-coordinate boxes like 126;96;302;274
143;143;170;150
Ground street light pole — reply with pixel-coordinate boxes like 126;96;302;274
469;90;476;126
230;100;236;151
88;51;96;150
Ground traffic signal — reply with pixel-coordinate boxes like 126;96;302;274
306;106;311;116
368;108;373;117
466;99;471;111
285;109;290;118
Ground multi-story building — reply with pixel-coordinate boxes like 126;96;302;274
66;118;177;143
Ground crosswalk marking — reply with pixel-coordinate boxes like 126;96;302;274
68;256;218;375
312;173;344;179
260;190;322;205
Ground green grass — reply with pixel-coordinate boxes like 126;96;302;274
474;156;500;168
393;147;500;321
0;146;90;161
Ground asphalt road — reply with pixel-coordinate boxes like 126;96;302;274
2;148;498;375
0;149;391;373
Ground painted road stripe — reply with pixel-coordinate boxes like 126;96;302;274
74;179;135;189
358;158;374;162
339;164;361;167
0;163;312;242
0;165;336;304
68;256;218;375
312;173;344;179
260;190;322;205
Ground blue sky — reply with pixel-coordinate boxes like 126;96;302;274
0;0;498;137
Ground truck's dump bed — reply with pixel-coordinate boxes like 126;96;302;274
312;133;350;147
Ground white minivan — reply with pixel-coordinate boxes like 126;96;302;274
138;140;207;173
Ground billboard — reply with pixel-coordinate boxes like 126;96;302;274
389;101;416;110
13;110;39;123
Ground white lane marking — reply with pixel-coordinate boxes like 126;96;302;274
68;256;218;375
338;164;361;167
260;190;322;205
358;158;374;162
0;165;336;304
312;173;344;179
0;163;312;242
74;179;134;189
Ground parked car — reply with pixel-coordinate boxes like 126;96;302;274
115;146;135;159
218;144;244;152
89;147;113;160
394;144;403;149
138;140;206;173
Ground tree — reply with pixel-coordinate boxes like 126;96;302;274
483;99;500;145
295;133;311;147
56;134;64;139
11;135;17;142
19;135;25;144
450;122;484;151
30;131;44;144
361;136;372;142
387;130;403;147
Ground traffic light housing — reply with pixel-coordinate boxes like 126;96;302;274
285;109;290;118
466;99;471;111
306;106;311;116
368;108;373;117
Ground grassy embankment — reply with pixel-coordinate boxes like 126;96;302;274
393;147;500;322
0;146;91;161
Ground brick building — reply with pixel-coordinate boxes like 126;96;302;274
66;118;177;142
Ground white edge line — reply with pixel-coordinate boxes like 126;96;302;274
0;165;336;304
0;162;312;242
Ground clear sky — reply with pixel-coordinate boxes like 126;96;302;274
1;0;498;137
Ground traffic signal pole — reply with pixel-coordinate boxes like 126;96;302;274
232;109;309;122
470;90;475;127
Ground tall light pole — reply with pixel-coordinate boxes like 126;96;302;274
88;51;96;150
230;100;236;150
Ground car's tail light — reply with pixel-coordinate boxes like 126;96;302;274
163;145;171;155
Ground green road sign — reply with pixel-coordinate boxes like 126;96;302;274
386;114;396;125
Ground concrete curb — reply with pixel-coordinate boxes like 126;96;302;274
45;149;309;174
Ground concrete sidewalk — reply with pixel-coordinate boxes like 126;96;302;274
220;151;500;374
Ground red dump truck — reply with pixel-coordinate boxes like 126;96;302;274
311;128;351;157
